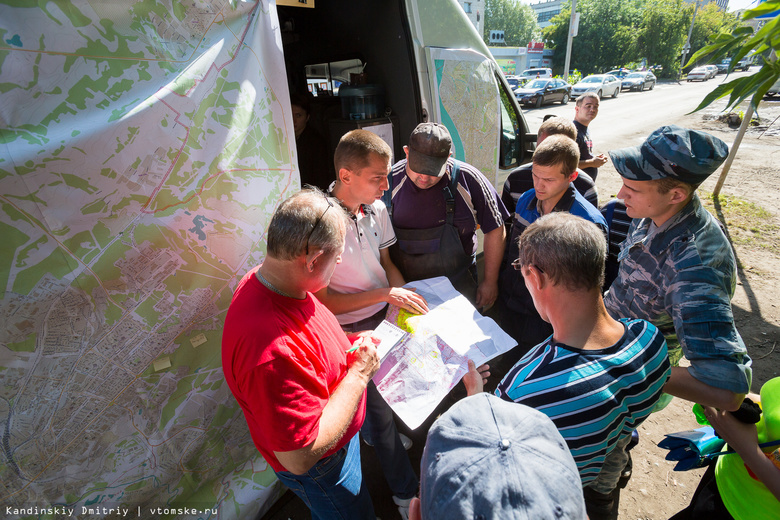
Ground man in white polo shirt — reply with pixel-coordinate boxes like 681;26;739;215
315;129;428;519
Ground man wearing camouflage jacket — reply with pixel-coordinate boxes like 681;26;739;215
587;126;752;520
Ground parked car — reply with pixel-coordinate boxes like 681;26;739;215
514;78;572;108
505;75;524;90
606;68;632;79
716;58;731;74
767;76;780;97
703;65;719;79
571;74;621;99
517;68;553;82
686;66;710;81
736;56;753;71
621;71;656;91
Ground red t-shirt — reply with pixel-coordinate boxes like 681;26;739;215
221;266;365;473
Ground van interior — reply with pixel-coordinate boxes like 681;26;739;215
277;1;531;182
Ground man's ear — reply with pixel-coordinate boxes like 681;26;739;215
403;145;409;160
524;265;545;291
338;167;351;185
569;170;579;182
668;186;690;205
305;249;325;272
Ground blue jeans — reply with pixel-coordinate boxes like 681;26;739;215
274;435;375;520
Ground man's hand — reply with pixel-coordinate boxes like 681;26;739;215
704;406;758;454
593;153;608;167
475;280;499;310
463;359;490;396
387;287;429;314
346;336;380;382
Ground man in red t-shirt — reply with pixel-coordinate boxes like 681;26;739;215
222;190;380;518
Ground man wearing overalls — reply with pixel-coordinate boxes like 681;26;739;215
388;123;509;310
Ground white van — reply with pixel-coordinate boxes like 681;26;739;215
282;0;534;188
518;67;554;81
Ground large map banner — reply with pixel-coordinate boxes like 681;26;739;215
0;1;295;518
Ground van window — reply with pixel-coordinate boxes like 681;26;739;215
305;58;363;97
497;72;521;169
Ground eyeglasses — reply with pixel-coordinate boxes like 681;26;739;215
305;197;334;255
511;259;545;274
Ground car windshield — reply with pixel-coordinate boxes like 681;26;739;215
692;68;706;72
582;76;603;83
526;80;548;89
626;73;642;78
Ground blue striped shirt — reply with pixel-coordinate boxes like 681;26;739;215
495;318;670;484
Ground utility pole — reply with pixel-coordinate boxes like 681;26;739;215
563;0;578;82
679;0;700;79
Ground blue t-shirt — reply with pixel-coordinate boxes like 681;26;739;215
496;318;670;484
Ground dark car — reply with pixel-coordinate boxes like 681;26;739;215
514;78;572;108
606;68;632;79
621;71;656;91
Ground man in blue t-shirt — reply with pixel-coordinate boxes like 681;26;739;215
493;134;607;373
463;213;670;520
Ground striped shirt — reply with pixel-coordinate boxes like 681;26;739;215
495;318;670;484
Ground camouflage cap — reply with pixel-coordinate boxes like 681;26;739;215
608;125;729;184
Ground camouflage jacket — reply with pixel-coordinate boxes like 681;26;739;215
604;193;751;394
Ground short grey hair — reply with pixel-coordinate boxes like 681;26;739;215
517;212;606;291
267;188;347;260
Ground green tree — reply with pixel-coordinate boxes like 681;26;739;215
483;0;541;47
636;0;691;78
688;3;741;67
542;0;643;75
688;0;780;112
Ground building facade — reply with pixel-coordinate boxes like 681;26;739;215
529;0;564;29
457;0;484;37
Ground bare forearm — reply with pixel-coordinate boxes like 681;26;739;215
379;248;406;288
314;287;390;316
482;226;506;285
740;445;780;500
664;367;745;411
274;370;369;474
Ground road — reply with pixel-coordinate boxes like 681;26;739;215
510;69;756;201
520;70;751;150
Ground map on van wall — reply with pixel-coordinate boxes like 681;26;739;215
0;2;293;518
428;48;501;185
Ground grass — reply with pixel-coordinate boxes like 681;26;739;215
700;191;780;254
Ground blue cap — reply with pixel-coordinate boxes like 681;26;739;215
609;125;729;184
420;393;586;520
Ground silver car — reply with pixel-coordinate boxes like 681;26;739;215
571;74;621;99
621;71;657;91
687;67;710;82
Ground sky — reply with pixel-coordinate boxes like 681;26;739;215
726;0;762;11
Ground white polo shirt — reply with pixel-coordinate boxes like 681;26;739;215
328;197;397;325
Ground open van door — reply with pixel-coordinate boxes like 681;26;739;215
425;48;502;185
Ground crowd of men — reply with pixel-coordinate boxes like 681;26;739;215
221;93;777;520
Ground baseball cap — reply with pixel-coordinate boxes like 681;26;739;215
407;122;452;177
420;393;586;520
609;125;728;184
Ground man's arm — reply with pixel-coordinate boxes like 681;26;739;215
578;153;608;170
379;247;405;288
314;283;427;316
705;405;780;501
476;225;506;309
663;367;745;411
274;338;379;474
